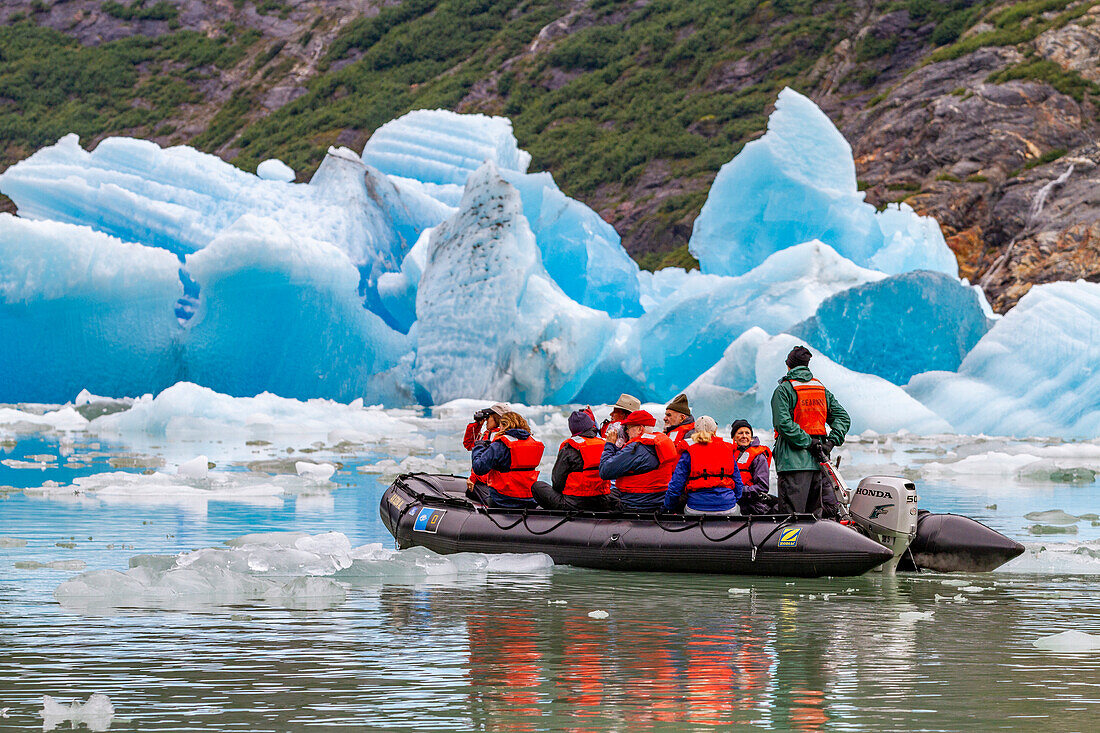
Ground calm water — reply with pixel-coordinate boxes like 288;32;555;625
2;428;1099;732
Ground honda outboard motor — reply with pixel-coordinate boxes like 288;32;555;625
848;476;918;574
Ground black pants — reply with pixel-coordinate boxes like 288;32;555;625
532;481;617;512
777;470;840;519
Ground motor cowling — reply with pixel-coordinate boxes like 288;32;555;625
849;476;918;573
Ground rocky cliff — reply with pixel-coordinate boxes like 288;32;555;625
1;0;1096;311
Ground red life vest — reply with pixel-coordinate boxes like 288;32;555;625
791;379;829;436
667;420;694;452
486;434;545;498
735;444;772;488
617;431;679;494
684;437;739;492
559;435;610;497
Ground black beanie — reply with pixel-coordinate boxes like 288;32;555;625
786;345;812;369
730;419;752;437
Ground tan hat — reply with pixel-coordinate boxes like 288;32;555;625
613;393;641;412
489;403;509;416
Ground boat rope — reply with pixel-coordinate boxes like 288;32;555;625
652;514;703;533
521;512;576;535
750;515;796;562
699;517;752;543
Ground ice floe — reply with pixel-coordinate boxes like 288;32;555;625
41;693;114;732
1032;630;1100;652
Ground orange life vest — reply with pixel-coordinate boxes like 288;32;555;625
617;431;679;494
486;434;545;498
791;379;829;436
735;444;772;488
560;435;610;497
684;437;739;492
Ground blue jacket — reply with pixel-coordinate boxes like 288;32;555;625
663;450;743;512
599;440;659;481
471;428;531;475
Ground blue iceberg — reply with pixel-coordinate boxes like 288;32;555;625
789;270;993;385
688;88;958;279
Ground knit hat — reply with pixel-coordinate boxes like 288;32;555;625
620;410;657;427
568;409;597;436
489;402;509;417
786;346;813;369
730;419;753;437
613;393;642;412
666;393;691;417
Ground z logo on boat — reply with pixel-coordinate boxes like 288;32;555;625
413;508;446;533
777;527;802;548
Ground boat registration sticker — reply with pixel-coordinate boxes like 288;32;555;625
413;508;445;533
778;527;802;548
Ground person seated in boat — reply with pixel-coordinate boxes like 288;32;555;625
600;393;641;446
469;411;546;509
463;402;508;491
533;410;616;512
663;416;743;516
730;419;779;515
600;410;679;512
663;393;696;451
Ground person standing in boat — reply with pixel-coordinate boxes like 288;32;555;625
600;393;641;446
463;402;507;491
663;393;696;451
600;410;679;512
770;346;850;519
469;411;545;509
663;416;743;515
730;419;778;515
533;410;615;512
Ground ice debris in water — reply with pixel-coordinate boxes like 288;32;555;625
1023;510;1080;525
898;611;934;622
728;587;751;594
1000;542;1100;574
41;693;114;732
588;610;610;619
14;560;87;571
0;536;28;548
295;461;336;481
177;455;209;480
1032;630;1100;653
1028;524;1078;535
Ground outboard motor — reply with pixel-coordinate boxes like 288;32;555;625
848;476;918;574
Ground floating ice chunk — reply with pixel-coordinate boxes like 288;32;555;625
262;576;347;609
14;560;87;571
1028;524;1077;535
1032;630;1100;652
185;216;411;403
788;270;991;384
411;162;612;404
588;610;610;619
959;586;985;593
998;542;1100;574
338;543;553;579
41;693;114;732
0;214;183;403
295;461;336;481
689;88;957;278
1023;510;1080;525
177;455;209;480
0;536;28;548
685;330;952;434
898;611;934;622
256;158;295;182
728;587;751;594
907;281;1100;438
941;579;969;586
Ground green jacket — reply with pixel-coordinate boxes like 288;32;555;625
770;366;851;472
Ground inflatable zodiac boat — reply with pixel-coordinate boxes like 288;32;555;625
379;473;1024;578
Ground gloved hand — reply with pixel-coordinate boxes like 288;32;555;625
473;408;493;422
809;438;827;463
821;438;837;458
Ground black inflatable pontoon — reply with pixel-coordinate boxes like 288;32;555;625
896;510;1025;572
381;474;894;577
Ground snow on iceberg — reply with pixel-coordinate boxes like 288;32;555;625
0;214;183;403
685;329;953;434
688;88;957;278
363;109;641;317
184;215;411;403
907;281;1100;438
412;161;613;404
789;270;992;385
0;136;417;284
578;241;884;401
